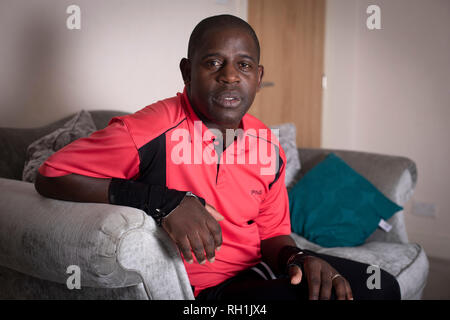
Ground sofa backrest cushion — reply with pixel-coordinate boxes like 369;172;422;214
0;110;128;181
22;111;97;183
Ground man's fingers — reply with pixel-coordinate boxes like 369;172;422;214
345;280;354;300
332;275;347;300
206;219;223;251
288;265;302;285
163;198;223;265
176;236;194;264
198;231;216;263
205;204;224;221
305;259;321;300
204;203;223;251
319;272;333;300
188;233;207;264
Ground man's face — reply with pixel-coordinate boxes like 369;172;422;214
181;27;263;130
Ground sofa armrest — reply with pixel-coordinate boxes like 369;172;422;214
295;148;418;244
0;178;193;299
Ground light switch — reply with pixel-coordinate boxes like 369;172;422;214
322;75;327;89
411;201;437;218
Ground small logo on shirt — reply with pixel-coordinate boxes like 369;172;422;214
251;189;262;196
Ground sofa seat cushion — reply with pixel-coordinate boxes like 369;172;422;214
290;232;428;299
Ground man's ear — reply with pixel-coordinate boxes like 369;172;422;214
256;65;264;92
180;58;191;86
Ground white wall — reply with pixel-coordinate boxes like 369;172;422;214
323;0;450;260
0;0;247;128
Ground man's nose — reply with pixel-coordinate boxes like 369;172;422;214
218;63;240;84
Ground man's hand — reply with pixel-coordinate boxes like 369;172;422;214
288;255;353;300
161;196;224;265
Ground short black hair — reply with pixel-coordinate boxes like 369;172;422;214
187;14;260;62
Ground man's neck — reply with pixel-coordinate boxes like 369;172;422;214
205;123;240;152
190;109;242;152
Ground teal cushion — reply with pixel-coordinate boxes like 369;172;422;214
288;153;402;247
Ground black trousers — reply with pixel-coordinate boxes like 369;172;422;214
196;252;401;300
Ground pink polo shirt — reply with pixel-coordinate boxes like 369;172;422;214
39;88;291;296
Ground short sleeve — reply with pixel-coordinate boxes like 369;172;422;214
38;118;140;179
254;151;292;240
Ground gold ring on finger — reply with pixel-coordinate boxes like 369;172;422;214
331;274;342;281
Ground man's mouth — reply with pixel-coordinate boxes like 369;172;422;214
212;92;242;108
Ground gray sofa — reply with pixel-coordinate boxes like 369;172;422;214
0;111;429;299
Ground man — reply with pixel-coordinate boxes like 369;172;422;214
35;15;400;300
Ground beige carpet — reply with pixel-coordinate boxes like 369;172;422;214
422;256;450;300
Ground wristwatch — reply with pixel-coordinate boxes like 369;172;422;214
185;191;199;200
156;191;205;226
185;191;206;206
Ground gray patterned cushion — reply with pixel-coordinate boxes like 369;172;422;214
270;123;301;188
22;110;96;183
290;232;429;299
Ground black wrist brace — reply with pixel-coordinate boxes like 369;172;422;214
108;178;205;226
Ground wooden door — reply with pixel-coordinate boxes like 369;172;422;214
248;0;325;148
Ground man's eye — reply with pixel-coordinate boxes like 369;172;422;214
239;62;252;70
206;60;221;68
